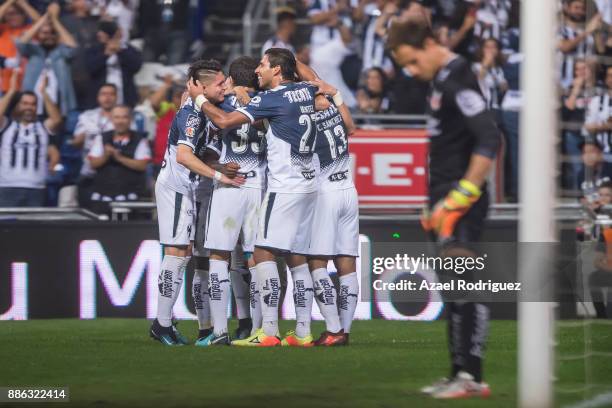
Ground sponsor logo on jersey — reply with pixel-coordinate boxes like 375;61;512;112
185;127;195;137
329;170;349;182
302;170;316;179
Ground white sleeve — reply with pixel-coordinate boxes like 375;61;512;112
88;135;104;158
134;139;152;160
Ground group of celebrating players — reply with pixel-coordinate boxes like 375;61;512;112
146;14;501;398
149;48;360;348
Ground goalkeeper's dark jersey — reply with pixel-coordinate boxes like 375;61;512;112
426;55;501;190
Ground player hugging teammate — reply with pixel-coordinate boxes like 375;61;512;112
150;49;360;347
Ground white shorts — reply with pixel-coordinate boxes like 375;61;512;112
204;186;262;253
308;187;359;257
255;191;317;254
192;185;213;257
155;182;194;246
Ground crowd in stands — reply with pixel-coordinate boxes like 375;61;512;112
0;0;609;210
263;0;611;202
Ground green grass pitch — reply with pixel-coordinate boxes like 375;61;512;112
1;319;610;408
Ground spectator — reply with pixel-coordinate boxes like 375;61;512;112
0;0;41;94
87;105;150;215
356;67;389;113
16;3;77;116
473;38;507;112
562;58;600;190
310;20;357;109
307;0;351;50
147;75;184;177
86;20;142;107
0;70;61;207
588;181;612;319
579;138;612;203
557;0;603;91
472;0;511;43
584;65;612;162
500;21;521;201
307;0;360;89
138;0;191;65
360;0;394;74
261;7;297;56
72;83;118;207
92;0;135;43
61;0;99;108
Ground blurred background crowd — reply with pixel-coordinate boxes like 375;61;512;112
0;0;609;212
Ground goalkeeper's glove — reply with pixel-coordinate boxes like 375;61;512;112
426;179;482;239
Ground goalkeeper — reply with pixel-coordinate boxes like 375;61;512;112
387;19;501;399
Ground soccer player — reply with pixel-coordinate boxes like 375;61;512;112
279;62;360;347
188;48;319;347
194;56;266;346
387;19;500;398
308;78;359;347
150;59;244;346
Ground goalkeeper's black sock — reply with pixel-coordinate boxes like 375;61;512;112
447;302;464;378
460;302;490;383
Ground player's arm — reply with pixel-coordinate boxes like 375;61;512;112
201;148;241;178
199;100;250;130
426;84;500;239
309;78;357;134
296;60;319;82
176;144;242;186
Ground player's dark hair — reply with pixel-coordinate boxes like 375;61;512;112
188;59;223;85
264;47;297;81
386;18;436;51
229;56;259;89
276;7;296;25
99;83;118;93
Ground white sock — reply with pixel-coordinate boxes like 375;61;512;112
257;261;280;337
156;255;187;327
230;267;251;320
249;266;262;332
192;268;211;330
312;268;342;333
339;272;359;333
290;264;314;338
209;259;231;336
